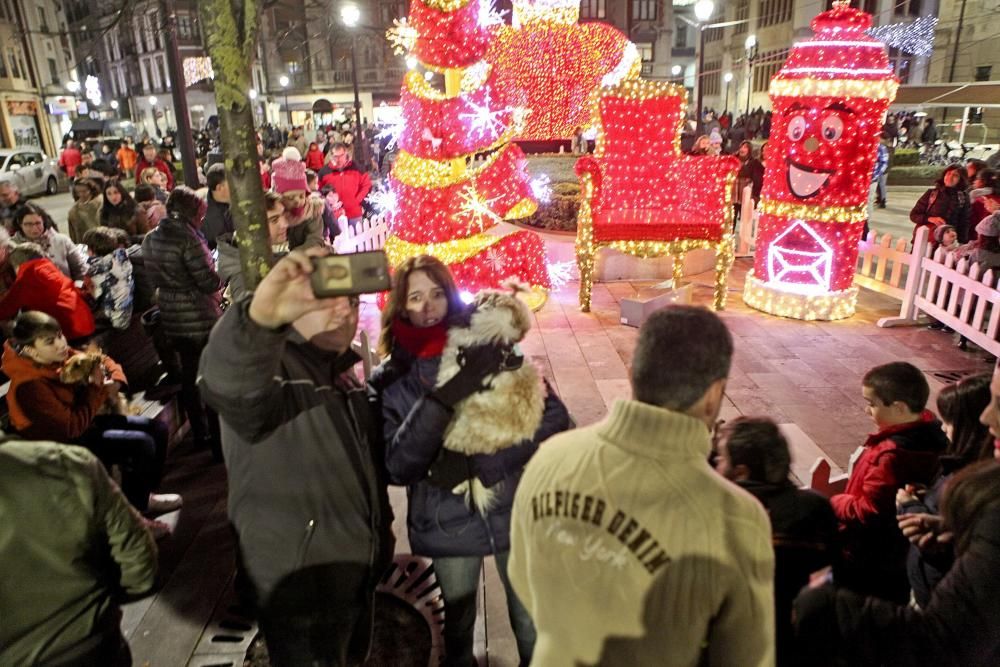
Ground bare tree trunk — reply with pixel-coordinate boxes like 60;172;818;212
198;0;272;290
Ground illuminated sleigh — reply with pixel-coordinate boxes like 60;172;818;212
574;80;740;311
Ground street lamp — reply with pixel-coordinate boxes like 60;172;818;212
744;34;758;119
66;80;81;93
279;74;291;126
693;0;715;133
671;64;682;82
340;2;368;170
723;71;733;114
149;96;158;106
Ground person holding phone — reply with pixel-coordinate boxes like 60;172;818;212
373;255;570;666
198;248;394;667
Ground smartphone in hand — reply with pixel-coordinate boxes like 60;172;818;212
310;250;391;298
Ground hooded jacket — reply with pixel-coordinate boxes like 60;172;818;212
67;196;103;244
831;412;947;598
508;400;775;667
318;161;372;219
380;351;569;558
141;214;222;340
1;342;125;441
0;258;95;340
198;301;394;606
0;439;157;666
201;193;233;250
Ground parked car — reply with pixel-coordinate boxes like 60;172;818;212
0;149;61;196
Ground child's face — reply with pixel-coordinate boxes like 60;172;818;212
154;172;167;188
862;385;909;428
281;191;306;211
106;187;122;206
24;332;69;366
943;229;957;246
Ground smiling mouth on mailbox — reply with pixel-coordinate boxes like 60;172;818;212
786;159;834;199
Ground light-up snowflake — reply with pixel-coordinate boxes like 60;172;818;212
478;0;508;28
375;117;405;152
485;247;507;272
459;89;515;140
458;185;503;232
530;174;552;203
367;184;399;219
387;18;418;55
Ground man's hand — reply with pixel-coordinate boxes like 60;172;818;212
248;248;346;329
985;198;1000;213
927;216;947;226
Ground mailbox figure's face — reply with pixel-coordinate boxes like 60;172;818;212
768;96;878;207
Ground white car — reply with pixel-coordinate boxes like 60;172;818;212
0;148;61;196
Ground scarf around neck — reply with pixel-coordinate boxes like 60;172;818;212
392;317;448;359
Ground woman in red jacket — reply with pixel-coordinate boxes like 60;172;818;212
2;311;180;533
304;142;325;171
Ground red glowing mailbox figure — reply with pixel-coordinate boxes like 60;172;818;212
744;1;898;321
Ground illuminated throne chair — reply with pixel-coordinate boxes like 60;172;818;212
574;80;740;311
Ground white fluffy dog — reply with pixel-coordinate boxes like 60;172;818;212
435;283;544;512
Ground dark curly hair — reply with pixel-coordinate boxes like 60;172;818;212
12;203;57;235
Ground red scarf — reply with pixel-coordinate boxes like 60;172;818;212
391;317;448;358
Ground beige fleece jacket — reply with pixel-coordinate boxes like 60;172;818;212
509;399;775;667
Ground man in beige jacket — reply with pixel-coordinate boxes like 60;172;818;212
509;305;775;666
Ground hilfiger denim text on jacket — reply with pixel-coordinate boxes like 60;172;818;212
527;489;671;574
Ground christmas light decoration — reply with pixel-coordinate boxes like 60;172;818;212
183;57;215;88
866;15;937;58
385;0;551;306
368;183;399;219
375;117;405;152
388;18;418;55
485;0;641;140
744;1;898;321
478;0;507;28
575;79;740;312
530;174;552;203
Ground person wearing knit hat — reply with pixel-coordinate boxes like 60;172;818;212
933;224;959;253
272;148;325;250
955;212;1000;270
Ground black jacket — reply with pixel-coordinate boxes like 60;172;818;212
198;300;394;605
141;214;222;340
379;353;569;558
910;186;971;242
794;506;1000;667
201;194;233;250
739;480;837;667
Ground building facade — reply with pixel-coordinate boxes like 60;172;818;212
0;0;76;155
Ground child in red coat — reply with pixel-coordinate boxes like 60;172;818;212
832;362;947;602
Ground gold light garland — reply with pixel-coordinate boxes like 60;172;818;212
769;78;899;101
384;232;505;268
392;142;516;189
757;199;869;224
743;271;858;320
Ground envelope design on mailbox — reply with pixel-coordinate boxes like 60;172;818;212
766;220;832;294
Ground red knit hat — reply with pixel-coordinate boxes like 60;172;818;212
272;148;308;194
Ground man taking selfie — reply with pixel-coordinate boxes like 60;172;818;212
198;248;393;667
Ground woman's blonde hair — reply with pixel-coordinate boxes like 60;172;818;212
377;255;464;356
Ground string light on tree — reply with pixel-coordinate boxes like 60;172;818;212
384;0;552;306
744;1;899;321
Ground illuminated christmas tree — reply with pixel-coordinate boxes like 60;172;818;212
383;0;551;304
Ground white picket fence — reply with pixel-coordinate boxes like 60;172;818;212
856;225;1000;357
333;213;390;254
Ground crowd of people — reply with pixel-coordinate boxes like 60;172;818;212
3;115;1000;667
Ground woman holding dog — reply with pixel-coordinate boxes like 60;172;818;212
1;310;179;538
375;256;570;667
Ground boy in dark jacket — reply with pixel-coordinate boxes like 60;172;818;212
832;362;947;602
715;416;837;667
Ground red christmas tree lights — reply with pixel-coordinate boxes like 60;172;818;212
744;1;899;320
385;0;551;303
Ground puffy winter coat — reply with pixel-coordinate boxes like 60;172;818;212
831;412;947;599
380;353;570;557
0;258;95;340
794;504;1000;667
141;214;222;340
198;301;394;606
318;161;372;219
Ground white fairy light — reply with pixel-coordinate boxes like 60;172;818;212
530;174;552;203
601;42;640;88
478;0;507;27
375;117;405;152
546;261;575;289
866;16;937;58
459;89;514;139
458;185;503;232
387;18;418;55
